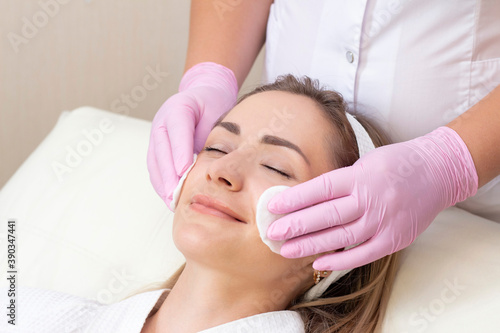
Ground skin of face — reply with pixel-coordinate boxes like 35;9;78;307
172;90;337;304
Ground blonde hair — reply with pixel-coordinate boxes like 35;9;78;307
126;75;400;332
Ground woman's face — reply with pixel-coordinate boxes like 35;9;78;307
173;90;336;297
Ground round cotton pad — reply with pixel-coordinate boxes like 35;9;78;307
170;154;197;211
255;185;360;302
255;185;291;254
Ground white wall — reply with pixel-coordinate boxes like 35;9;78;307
0;0;264;188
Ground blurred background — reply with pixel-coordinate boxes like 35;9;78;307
0;0;265;188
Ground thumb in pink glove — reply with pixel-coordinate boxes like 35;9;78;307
266;126;478;271
147;62;238;208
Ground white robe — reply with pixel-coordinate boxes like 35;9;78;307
0;287;305;333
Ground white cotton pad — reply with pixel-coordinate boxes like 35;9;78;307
170;154;197;211
255;185;360;302
255;185;291;254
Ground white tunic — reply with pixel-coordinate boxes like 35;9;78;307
263;0;500;222
0;287;305;333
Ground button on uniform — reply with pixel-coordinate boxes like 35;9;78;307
345;51;354;63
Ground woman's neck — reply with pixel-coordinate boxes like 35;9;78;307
143;262;292;333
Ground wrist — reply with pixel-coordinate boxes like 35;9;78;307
179;62;238;100
421;126;479;205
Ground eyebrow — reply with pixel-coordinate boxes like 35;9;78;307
213;120;240;135
213;121;310;165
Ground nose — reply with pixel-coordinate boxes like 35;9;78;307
206;154;244;192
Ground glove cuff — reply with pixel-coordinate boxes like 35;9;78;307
424;126;479;205
179;62;239;101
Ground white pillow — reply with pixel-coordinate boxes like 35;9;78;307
1;106;499;332
379;207;500;332
0;106;185;304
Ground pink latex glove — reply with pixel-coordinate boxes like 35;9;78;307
147;62;238;207
267;126;478;271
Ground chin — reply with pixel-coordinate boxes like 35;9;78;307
172;207;241;264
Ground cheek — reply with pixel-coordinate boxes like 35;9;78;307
172;203;250;267
177;163;204;203
245;225;313;286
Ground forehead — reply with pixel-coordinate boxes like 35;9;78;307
220;90;334;176
224;91;323;135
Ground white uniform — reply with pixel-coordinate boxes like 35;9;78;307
263;0;500;222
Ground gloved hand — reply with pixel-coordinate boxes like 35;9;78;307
266;126;478;270
147;62;238;208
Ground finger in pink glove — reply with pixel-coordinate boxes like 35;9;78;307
146;62;238;208
267;126;478;271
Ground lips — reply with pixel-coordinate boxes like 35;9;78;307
190;194;247;224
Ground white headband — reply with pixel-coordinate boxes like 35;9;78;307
302;112;376;302
345;112;376;157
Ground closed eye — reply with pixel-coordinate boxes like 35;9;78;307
204;146;291;179
263;165;291;179
203;146;227;154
